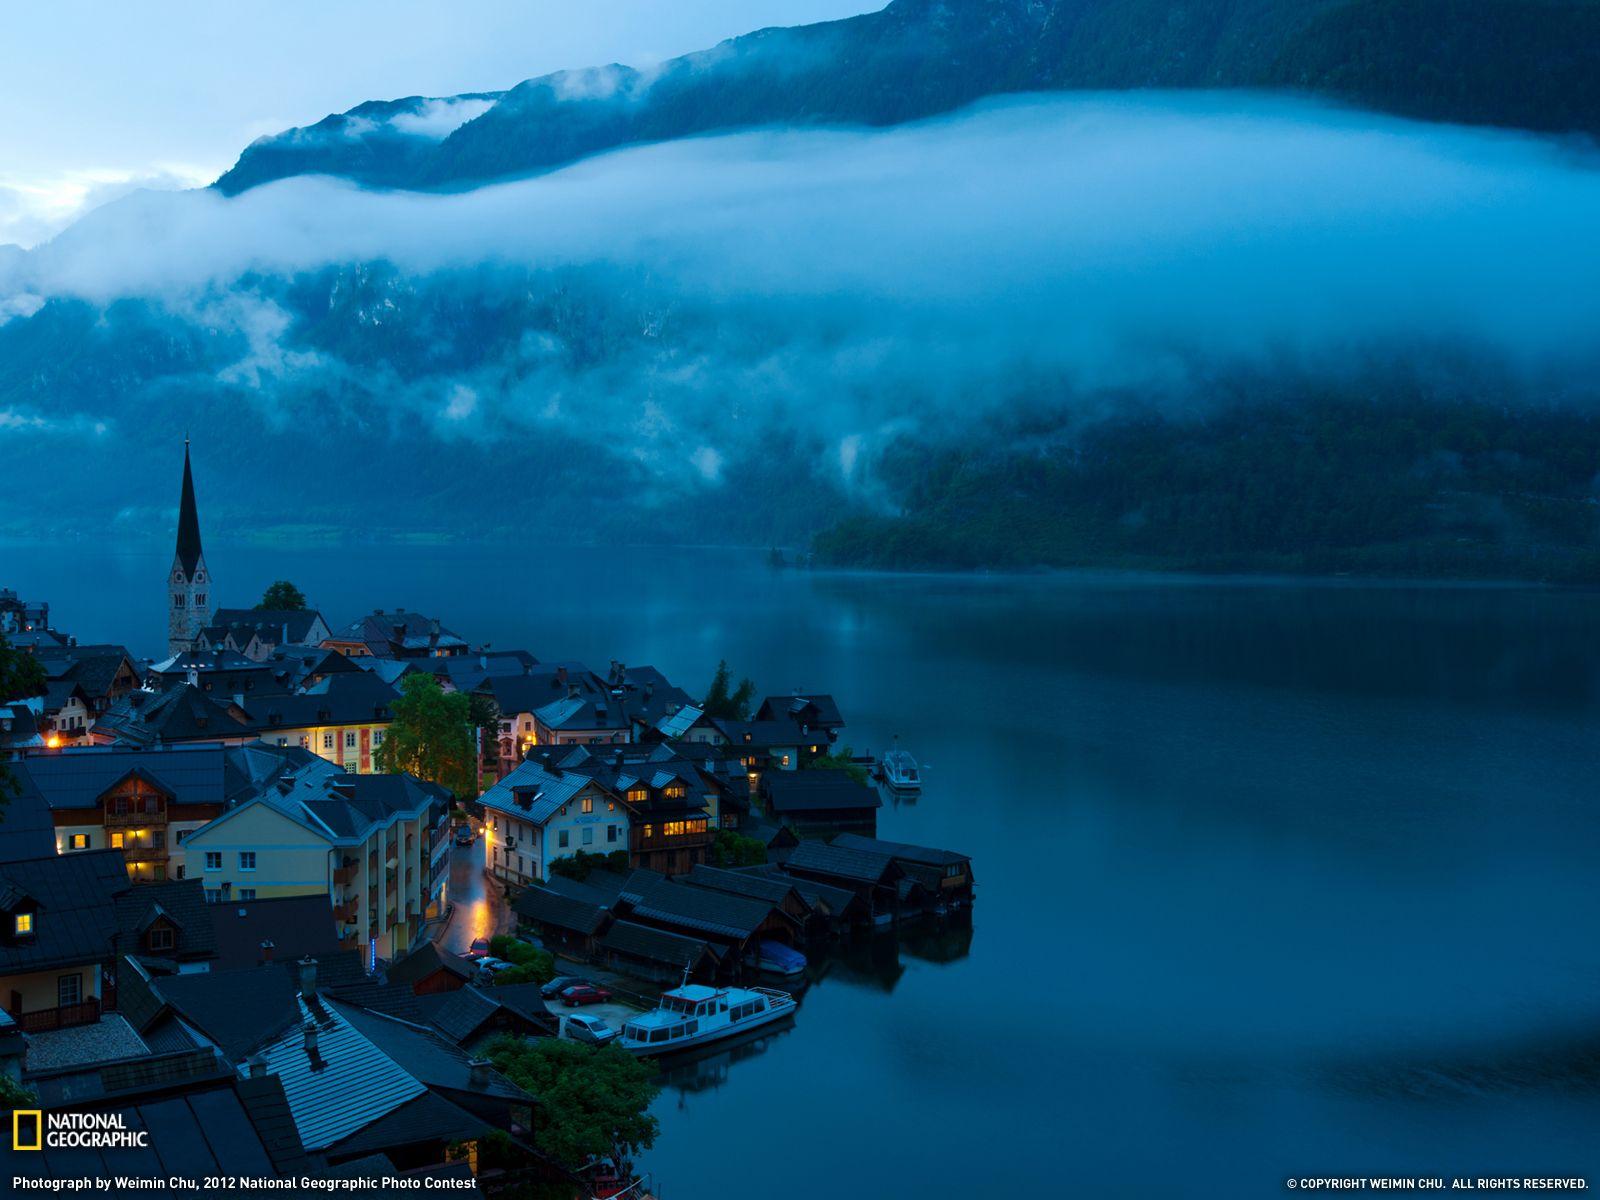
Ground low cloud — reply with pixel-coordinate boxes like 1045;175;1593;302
5;93;1600;481
388;96;496;139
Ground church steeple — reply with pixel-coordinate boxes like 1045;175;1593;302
176;437;203;575
167;438;213;657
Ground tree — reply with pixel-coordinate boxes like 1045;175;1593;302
711;829;767;868
809;745;869;785
487;935;555;985
0;633;47;807
485;1036;659;1180
256;580;308;610
375;674;476;797
464;691;500;792
548;849;629;881
702;659;756;720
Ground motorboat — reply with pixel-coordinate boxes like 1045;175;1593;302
878;747;922;791
756;939;807;977
618;982;795;1056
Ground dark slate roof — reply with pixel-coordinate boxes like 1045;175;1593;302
326;1089;486;1158
333;1002;528;1101
736;864;859;917
482;982;555;1031
0;849;129;974
208;895;342;972
35;645;137;699
782;840;901;885
832;833;971;868
247;671;400;731
712;718;813;747
386;940;473;988
763;770;881;813
0;765;59;863
628;877;777;941
599;920;713;968
513;884;609;935
755;693;845;727
213;608;328;645
114;878;217;963
96;684;253;745
685;864;809;910
416;985;500;1044
582;867;662;906
328;610;468;657
11;743;232;811
175;442;203;574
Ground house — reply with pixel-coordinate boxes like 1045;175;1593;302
779;841;907;926
734;864;864;930
27;641;141;741
707;717;816;775
562;743;717;877
9;743;240;883
145;647;282;698
511;876;614;957
478;755;628;889
760;769;881;837
112;877;219;975
0;849;128;1032
597;920;720;983
199;606;333;661
386;940;474;996
323;609;469;659
248;671;401;773
0;588;49;634
0;701;46;752
618;873;801;974
754;693;846;743
180;763;446;961
90;683;258;748
415;981;555;1048
831;833;976;907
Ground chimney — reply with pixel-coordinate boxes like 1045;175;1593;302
259;939;275;964
303;1022;321;1065
186;667;200;688
298;956;318;999
246;1053;268;1079
468;1059;492;1088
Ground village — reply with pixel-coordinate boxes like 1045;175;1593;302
0;445;974;1196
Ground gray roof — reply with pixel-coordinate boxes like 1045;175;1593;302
628;876;777;941
685;864;809;910
831;833;970;867
212;608;329;645
114;878;218;963
763;770;881;814
782;840;901;885
208;895;343;971
10;743;234;810
334;1002;527;1100
599;920;713;968
479;757;594;825
512;884;610;935
735;865;858;916
0;849;129;974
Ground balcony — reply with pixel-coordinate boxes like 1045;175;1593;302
16;996;102;1033
105;809;165;829
333;858;359;886
332;900;358;923
121;846;167;864
385;877;398;899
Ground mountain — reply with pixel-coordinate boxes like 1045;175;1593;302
216;0;1600;196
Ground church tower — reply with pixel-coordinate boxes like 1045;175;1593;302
166;439;213;657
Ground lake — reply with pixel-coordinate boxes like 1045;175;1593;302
6;541;1600;1195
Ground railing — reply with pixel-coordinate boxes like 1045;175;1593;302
121;846;166;865
332;900;358;923
16;997;102;1033
333;860;359;886
104;809;165;829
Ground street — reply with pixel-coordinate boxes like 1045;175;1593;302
436;833;514;956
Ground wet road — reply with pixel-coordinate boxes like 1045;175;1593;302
436;834;513;956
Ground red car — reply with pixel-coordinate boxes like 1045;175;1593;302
466;938;491;960
560;983;613;1007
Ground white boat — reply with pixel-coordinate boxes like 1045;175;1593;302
618;982;796;1057
879;747;922;791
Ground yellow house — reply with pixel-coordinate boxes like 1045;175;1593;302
249;673;398;775
180;771;442;963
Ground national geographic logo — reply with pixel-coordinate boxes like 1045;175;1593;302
10;1110;148;1151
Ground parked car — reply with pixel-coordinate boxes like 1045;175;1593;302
455;828;474;847
541;975;591;999
477;957;515;975
560;983;613;1007
563;1013;617;1046
467;938;491;960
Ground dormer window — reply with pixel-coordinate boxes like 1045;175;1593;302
148;927;174;951
14;913;33;936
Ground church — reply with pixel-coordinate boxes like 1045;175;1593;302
166;440;213;657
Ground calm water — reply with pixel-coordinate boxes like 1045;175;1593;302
7;542;1600;1196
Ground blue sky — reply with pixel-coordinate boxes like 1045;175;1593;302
0;0;871;247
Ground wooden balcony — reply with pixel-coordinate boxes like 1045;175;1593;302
16;996;101;1033
332;900;358;923
105;809;165;829
333;860;359;886
122;846;167;864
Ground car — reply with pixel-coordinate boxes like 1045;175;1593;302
562;1013;617;1046
467;938;491;960
477;957;515;974
540;975;591;999
455;828;474;847
560;983;613;1007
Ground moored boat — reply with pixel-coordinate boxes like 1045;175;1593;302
619;982;796;1057
757;938;807;977
878;747;922;791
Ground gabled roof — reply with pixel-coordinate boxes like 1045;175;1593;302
735;864;859;917
326;610;468;657
599;920;714;969
10;743;233;811
0;849;130;974
479;757;597;826
512;884;610;935
627;876;779;942
213;608;329;645
762;770;881;813
755;693;844;727
685;864;810;911
385;940;473;988
782;840;902;886
95;684;253;745
831;833;971;868
208;895;343;971
114;878;217;964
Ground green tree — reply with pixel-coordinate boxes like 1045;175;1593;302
711;828;767;867
547;849;629;882
465;690;500;792
0;633;47;807
257;580;308;610
375;674;476;797
809;745;869;784
702;659;756;720
487;935;555;984
485;1036;659;1180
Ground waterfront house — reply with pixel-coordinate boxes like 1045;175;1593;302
684;863;816;929
734;864;864;931
780;841;906;927
760;769;881;837
480;756;627;889
831;833;976;907
754;693;846;743
616;873;801;973
322;608;470;659
597;920;721;983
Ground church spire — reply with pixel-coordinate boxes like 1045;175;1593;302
176;437;203;575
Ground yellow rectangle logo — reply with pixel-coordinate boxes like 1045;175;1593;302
12;1108;42;1151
